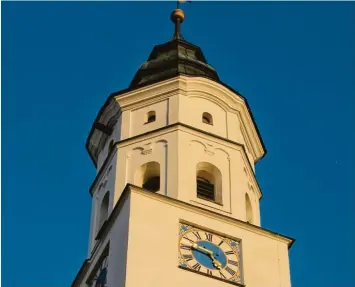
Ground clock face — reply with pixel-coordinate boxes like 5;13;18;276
91;255;108;287
178;223;242;284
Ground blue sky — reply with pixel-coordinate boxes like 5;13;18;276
2;2;355;287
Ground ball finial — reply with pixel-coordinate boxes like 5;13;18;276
171;8;185;24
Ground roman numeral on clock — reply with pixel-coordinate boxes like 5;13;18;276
192;231;201;240
183;254;193;262
228;259;238;266
225;266;236;276
183;236;195;243
206;269;212;276
192;263;201;271
180;244;191;250
205;232;212;241
225;250;234;255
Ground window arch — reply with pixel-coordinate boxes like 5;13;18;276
202;112;213;125
99;191;110;229
196;162;222;204
134;161;160;192
245;193;253;224
146;111;156;123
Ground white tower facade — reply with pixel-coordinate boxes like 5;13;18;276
72;8;294;287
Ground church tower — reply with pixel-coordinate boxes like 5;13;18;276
72;6;294;287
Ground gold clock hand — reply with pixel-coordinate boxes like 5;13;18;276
211;257;222;269
191;243;213;255
191;243;222;270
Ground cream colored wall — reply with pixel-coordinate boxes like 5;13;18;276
124;189;291;287
94;76;264;172
106;194;131;287
178;90;254;165
88;126;261;253
113;131;177;205
130;99;169;137
179;95;228;138
89;76;265;253
105;127;260;226
78;188;291;287
177;128;261;225
79;194;131;287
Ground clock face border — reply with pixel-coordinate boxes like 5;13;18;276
178;221;244;286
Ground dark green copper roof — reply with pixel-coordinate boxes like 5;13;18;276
130;38;219;88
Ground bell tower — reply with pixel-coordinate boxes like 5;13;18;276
72;6;294;287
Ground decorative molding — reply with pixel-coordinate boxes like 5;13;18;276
204;149;215;156
142;149;152;155
142;142;153;155
204;144;214;155
215;147;230;158
189;139;207;149
155;139;168;147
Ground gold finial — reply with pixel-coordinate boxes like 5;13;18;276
171;8;185;24
171;8;185;40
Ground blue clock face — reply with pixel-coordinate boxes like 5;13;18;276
179;223;242;284
191;241;227;270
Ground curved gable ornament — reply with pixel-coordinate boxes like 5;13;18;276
186;78;247;112
187;92;229;112
189;140;207;150
185;77;265;162
214;147;230;160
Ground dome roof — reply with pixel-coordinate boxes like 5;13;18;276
130;38;219;88
130;9;219;88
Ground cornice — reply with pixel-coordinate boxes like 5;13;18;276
127;185;294;247
98;184;294;248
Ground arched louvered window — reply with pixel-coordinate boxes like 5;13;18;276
135;161;161;193
196;162;222;204
245;193;253;224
